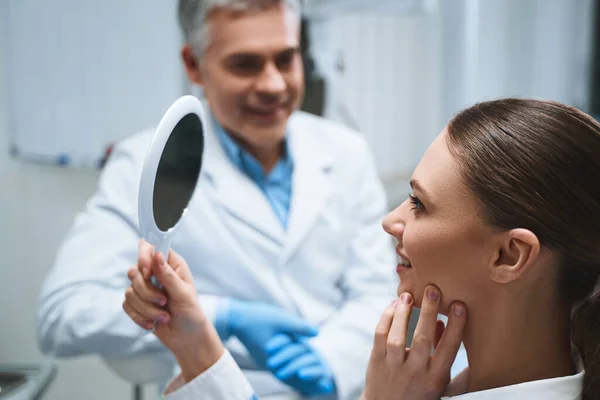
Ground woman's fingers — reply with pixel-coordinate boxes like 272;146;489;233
387;292;414;360
409;285;441;362
434;320;446;350
372;299;400;359
431;302;467;375
138;239;154;279
124;286;171;324
166;250;194;283
122;301;154;330
363;286;467;400
128;266;167;306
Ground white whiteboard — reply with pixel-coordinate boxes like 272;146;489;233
2;0;186;168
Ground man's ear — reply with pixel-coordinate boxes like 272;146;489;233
181;44;204;86
489;229;540;284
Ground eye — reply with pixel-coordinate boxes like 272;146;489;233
275;49;298;71
408;193;425;212
226;55;264;76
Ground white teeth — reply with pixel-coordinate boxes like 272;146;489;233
399;256;412;267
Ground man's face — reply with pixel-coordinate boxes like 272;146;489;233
184;4;304;148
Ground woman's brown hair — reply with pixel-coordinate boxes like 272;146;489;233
447;98;600;400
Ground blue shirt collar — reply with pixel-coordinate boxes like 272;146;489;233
212;115;293;183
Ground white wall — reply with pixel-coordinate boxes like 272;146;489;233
337;11;441;204
0;10;159;400
440;0;595;123
4;0;185;167
336;0;595;207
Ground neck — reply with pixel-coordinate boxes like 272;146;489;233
227;132;283;173
245;142;282;173
462;287;574;394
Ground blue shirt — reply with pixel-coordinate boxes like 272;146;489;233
214;118;293;229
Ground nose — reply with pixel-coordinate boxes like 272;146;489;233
256;62;286;94
382;203;406;239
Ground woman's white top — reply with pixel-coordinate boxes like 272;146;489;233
162;349;584;400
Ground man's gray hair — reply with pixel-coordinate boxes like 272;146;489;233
178;0;301;56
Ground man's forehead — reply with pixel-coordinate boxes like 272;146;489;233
210;10;300;54
208;6;299;42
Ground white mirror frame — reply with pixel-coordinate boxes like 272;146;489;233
104;95;206;385
138;94;206;259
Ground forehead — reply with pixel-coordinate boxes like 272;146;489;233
412;130;476;216
206;6;299;56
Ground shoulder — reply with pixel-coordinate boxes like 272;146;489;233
112;128;155;162
98;128;155;186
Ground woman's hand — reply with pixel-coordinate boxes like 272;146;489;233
123;239;224;382
362;285;467;400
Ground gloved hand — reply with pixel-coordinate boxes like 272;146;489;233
265;334;335;396
214;299;320;369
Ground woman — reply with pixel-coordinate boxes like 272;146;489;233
123;98;600;399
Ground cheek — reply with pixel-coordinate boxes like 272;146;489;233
403;223;448;277
206;70;250;100
208;85;248;120
289;71;304;91
285;68;304;94
402;223;486;312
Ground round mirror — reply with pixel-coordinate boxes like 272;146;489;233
138;95;205;259
152;112;204;232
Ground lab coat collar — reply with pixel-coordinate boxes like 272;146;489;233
283;111;334;262
444;370;584;400
443;348;585;399
201;102;334;252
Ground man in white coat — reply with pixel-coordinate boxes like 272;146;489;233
36;0;397;398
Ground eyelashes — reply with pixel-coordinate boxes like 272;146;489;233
409;193;425;212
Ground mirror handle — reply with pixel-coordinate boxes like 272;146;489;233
149;234;171;331
150;234;171;289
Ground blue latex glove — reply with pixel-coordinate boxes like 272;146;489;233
215;299;320;369
265;334;335;396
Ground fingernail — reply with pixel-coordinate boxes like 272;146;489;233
158;314;170;324
155;298;166;306
428;287;439;301
454;304;465;317
390;299;399;308
144;321;154;330
401;293;412;304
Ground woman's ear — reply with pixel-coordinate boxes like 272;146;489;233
489;229;540;284
181;44;204;86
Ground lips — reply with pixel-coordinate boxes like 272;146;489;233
245;102;288;115
396;246;412;269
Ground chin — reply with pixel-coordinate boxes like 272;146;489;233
242;125;286;145
396;282;452;316
396;281;418;302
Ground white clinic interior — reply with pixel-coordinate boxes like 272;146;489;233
0;0;597;399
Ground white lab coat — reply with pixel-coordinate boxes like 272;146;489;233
162;349;585;400
37;106;398;399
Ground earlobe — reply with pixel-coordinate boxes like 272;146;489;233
181;45;204;86
489;229;540;284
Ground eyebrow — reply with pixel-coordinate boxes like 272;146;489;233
225;46;299;59
410;179;430;199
